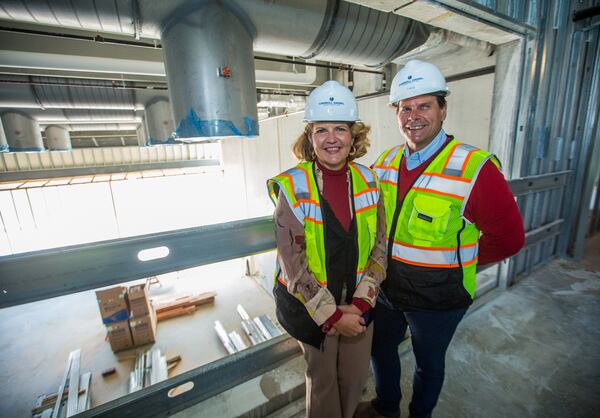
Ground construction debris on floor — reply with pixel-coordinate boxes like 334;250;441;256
96;282;161;352
154;291;217;321
214;304;284;354
129;347;169;393
33;349;91;417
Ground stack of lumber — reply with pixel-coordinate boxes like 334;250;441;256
153;291;216;321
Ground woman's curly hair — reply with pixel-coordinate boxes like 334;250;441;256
292;122;371;162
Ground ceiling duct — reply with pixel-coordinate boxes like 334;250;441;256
44;125;71;151
1;110;44;151
0;118;8;152
144;97;175;144
0;0;431;139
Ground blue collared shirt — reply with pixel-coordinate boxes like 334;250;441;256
403;128;446;171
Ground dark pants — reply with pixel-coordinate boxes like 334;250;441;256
371;303;467;418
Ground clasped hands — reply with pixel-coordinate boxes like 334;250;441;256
326;304;366;337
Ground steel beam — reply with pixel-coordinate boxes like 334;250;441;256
435;0;536;35
75;335;301;418
0;159;220;182
0;216;275;308
523;219;563;247
508;170;569;196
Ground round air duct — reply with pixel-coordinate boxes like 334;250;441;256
1;111;44;152
44;125;71;151
161;2;258;139
145;98;175;144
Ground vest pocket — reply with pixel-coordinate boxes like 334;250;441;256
408;194;451;241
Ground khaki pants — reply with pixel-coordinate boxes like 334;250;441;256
299;323;373;418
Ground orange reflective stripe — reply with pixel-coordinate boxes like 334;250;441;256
374;164;399;172
354;187;378;197
355;203;377;214
296;198;320;207
442;142;461;171
351;162;370;185
461;149;477;174
391;256;478;268
393;240;477;251
305;217;323;225
280;173;296;199
297;165;313;200
379;147;396;165
412;187;464;201
381;179;398;186
426;172;471;183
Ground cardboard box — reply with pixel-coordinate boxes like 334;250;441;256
106;320;134;352
129;309;157;346
96;286;129;324
128;283;152;318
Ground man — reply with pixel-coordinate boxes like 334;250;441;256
358;60;525;418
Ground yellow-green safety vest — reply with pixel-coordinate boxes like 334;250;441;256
373;139;500;298
267;161;379;295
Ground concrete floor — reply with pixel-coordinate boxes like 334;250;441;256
358;234;600;418
262;235;600;418
0;258;279;417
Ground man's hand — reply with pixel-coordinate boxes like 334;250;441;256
333;312;366;337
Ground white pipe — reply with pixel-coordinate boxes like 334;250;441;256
0;49;318;86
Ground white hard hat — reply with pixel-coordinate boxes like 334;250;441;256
304;80;359;122
389;60;450;104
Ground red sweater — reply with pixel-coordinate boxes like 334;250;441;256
398;147;524;265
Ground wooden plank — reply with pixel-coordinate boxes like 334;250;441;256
156;306;196;322
153;291;216;314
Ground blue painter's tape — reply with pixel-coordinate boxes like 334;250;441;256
244;116;259;137
0;144;8;152
9;146;45;152
175;108;259;138
102;309;130;324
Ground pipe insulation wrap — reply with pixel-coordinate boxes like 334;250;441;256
161;2;258;138
1;111;44;151
145;98;175;144
44;125;71;151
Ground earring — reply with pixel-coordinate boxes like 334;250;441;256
349;144;357;157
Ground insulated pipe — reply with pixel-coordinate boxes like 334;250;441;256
161;2;258;138
0;0;431;139
44;125;71;151
0;118;8;152
136;124;148;147
1;111;44;151
145;98;175;144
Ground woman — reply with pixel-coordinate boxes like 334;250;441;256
267;80;387;418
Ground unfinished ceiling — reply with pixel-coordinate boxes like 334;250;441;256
0;0;507;149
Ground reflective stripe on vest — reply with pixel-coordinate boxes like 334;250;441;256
391;241;479;268
374;138;499;298
268;161;379;288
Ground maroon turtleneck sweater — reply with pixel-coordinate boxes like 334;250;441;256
316;160;351;231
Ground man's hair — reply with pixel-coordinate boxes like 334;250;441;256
393;93;447;112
